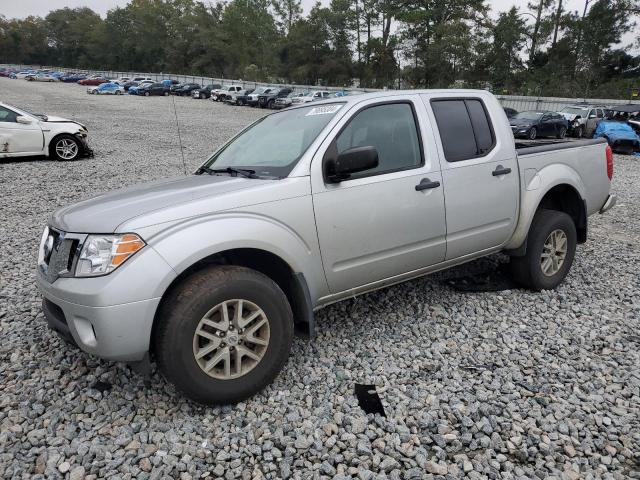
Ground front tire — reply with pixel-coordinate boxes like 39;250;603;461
144;91;150;96
154;265;294;405
574;125;584;138
528;127;537;140
509;210;577;291
50;135;81;161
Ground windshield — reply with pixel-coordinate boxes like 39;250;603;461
202;103;343;178
561;107;588;115
514;111;544;120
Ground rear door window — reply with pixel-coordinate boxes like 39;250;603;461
431;99;494;162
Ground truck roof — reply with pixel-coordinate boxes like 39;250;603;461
288;88;494;109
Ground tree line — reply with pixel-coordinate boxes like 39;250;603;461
1;0;639;98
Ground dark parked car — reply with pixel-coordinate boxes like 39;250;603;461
172;83;201;96
192;84;222;99
503;107;518;119
257;88;293;109
509;110;569;140
60;73;87;83
225;89;255;105
593;120;640;154
122;81;140;92
133;82;170;96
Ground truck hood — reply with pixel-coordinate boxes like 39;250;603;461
49;174;281;233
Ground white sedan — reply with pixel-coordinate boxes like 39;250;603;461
26;74;58;82
0;102;91;161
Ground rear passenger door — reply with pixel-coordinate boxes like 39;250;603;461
426;97;519;260
539;113;555;136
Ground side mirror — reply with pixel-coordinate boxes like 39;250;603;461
324;146;379;183
16;116;32;124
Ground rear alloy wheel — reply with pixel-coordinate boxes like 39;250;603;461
509;209;576;290
92;90;98;95
528;127;537;140
268;100;275;109
557;126;567;139
145;91;150;97
574;125;584;138
51;135;81;161
154;265;294;405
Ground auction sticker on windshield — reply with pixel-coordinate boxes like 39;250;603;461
306;105;342;116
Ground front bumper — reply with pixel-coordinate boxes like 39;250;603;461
36;243;176;361
75;133;93;157
599;194;617;214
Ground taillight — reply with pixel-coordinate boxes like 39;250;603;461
605;144;613;180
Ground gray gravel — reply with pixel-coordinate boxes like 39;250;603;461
1;78;639;479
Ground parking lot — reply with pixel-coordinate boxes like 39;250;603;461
1;78;639;479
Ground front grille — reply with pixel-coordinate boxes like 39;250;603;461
40;228;82;282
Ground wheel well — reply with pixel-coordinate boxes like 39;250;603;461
151;248;314;353
537;184;587;243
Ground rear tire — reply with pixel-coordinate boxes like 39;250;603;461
154;265;294;405
509;209;576;291
145;91;150;97
574;125;584;138
557;126;567;139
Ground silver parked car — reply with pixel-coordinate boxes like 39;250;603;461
559;104;606;138
37;90;616;404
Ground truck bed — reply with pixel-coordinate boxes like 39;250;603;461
515;137;605;154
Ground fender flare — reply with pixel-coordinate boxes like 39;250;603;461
145;213;325;337
505;163;587;251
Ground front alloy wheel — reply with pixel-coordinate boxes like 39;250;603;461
154;265;294;405
51;135;81;161
192;299;270;380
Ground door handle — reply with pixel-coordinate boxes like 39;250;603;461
492;165;512;176
415;178;441;191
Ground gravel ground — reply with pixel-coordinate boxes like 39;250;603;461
1;78;639;480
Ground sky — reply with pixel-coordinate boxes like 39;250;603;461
1;0;636;49
0;0;593;20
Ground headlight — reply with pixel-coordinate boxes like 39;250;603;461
76;234;145;277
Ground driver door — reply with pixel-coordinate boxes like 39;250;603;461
0;106;43;155
311;97;447;293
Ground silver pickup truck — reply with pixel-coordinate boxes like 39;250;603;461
37;90;616;404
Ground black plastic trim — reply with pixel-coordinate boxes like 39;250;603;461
516;137;606;155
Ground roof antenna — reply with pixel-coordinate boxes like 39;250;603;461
171;93;188;175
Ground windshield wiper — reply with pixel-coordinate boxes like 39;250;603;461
201;166;258;179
